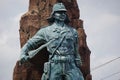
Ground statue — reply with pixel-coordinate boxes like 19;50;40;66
19;3;84;80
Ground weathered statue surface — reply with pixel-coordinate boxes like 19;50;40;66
19;3;84;80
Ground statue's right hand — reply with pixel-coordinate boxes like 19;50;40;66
19;56;29;65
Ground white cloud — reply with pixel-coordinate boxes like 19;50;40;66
0;0;120;80
91;51;120;80
0;12;24;80
77;0;120;80
0;34;7;45
89;13;120;30
0;0;28;80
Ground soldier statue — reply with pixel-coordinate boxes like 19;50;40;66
19;3;84;80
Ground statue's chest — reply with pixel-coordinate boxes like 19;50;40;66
46;27;74;43
45;27;75;50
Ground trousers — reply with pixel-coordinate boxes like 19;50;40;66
42;61;84;80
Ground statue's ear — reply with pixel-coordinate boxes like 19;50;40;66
64;14;70;24
47;16;55;24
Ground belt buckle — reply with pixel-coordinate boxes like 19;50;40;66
60;56;66;62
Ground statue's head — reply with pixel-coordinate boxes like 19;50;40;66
47;3;70;24
51;3;67;14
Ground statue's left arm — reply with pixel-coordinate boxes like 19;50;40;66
73;29;82;67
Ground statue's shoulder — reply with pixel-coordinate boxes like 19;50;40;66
37;25;50;31
36;25;53;35
67;25;78;38
35;26;49;34
68;25;77;33
40;25;49;29
41;24;54;29
42;24;56;31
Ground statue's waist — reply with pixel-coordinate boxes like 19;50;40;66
48;45;74;53
50;55;75;63
48;46;74;55
58;47;73;53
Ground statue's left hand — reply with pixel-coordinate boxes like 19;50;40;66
75;59;82;68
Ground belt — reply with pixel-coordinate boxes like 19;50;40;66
50;56;74;63
55;50;74;56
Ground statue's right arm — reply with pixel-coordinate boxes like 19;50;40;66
19;28;46;64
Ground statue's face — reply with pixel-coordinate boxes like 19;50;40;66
53;11;66;22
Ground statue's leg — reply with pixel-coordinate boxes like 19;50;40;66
49;63;62;80
65;63;84;80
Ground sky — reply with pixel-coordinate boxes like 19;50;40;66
0;0;120;80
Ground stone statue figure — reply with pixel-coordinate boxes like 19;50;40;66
19;3;84;80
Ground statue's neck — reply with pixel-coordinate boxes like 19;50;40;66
54;20;65;27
